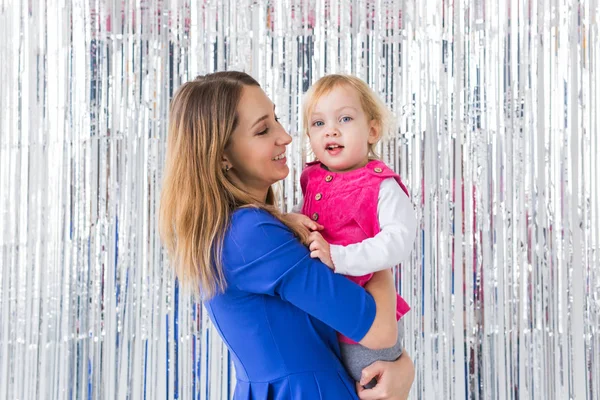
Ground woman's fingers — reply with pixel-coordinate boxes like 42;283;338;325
359;361;384;386
357;354;414;400
301;217;324;231
304;221;319;230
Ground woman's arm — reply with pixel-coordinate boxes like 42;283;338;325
358;269;398;350
224;208;396;346
355;350;415;400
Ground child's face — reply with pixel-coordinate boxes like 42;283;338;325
307;85;379;173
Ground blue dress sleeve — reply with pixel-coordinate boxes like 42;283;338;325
222;208;376;343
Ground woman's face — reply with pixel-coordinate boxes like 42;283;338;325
224;85;292;201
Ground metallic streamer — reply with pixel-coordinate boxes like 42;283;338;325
0;0;598;399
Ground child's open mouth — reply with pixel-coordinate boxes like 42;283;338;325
325;144;344;155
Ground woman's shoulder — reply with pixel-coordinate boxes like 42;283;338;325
221;208;305;286
230;207;281;229
231;206;272;221
227;207;291;244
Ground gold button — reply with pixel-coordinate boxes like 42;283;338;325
325;175;333;182
312;212;319;221
374;167;383;173
315;193;322;201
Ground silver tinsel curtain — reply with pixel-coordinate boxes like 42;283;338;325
0;0;598;399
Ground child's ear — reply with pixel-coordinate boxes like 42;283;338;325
367;120;381;144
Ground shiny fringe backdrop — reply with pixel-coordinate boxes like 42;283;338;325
0;0;598;399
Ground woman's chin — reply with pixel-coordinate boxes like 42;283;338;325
274;165;290;181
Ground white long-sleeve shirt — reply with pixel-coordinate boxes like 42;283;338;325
293;178;417;276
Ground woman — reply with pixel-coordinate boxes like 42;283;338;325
159;71;415;399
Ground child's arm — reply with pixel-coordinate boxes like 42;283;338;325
330;178;417;276
361;269;399;349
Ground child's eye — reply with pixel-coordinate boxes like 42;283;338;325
340;116;353;123
312;121;324;127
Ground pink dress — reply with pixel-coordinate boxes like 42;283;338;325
300;160;411;344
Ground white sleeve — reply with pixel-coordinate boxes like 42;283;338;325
291;195;304;214
329;178;417;276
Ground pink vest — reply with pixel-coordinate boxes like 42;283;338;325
300;160;411;344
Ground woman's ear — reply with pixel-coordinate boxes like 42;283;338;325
222;155;232;172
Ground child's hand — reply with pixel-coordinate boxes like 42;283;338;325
308;231;334;270
287;213;324;232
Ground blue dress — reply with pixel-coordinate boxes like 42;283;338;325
205;208;377;399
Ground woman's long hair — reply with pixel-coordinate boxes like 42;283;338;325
159;71;308;299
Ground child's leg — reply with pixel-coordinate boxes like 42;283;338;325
340;319;404;388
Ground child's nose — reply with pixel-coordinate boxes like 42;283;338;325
325;128;340;137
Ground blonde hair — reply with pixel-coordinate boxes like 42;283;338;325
159;71;309;299
302;74;394;158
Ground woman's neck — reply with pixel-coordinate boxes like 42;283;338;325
226;174;270;204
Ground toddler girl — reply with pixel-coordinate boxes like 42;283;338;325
292;74;417;389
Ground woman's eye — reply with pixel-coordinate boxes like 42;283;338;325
257;128;268;136
275;115;280;123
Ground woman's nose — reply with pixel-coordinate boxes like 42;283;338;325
277;129;292;145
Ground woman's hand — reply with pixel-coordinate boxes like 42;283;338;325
286;212;324;232
355;350;415;400
285;214;334;268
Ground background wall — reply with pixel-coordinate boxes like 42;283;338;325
1;0;598;399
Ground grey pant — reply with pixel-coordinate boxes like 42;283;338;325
340;319;404;389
